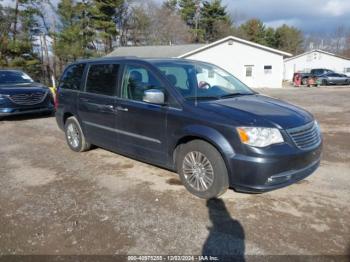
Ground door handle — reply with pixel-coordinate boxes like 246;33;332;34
102;104;117;113
116;106;128;112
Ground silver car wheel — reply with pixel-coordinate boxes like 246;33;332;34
182;151;214;192
67;123;80;148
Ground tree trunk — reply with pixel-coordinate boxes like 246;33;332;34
13;0;19;42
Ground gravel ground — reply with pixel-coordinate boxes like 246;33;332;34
0;87;349;260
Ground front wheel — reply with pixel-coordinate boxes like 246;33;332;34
176;140;229;199
64;116;91;152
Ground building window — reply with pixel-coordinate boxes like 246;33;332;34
345;68;350;73
264;65;272;74
245;65;253;77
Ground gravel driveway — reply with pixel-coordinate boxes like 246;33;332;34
0;87;349;260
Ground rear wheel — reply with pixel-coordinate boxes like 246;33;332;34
176;140;229;199
64;116;91;152
322;79;328;86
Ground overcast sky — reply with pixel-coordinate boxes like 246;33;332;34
224;0;350;33
3;0;350;34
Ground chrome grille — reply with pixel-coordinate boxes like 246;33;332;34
287;121;321;150
9;92;47;105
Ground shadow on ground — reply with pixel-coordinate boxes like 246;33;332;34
203;198;245;261
0;112;54;122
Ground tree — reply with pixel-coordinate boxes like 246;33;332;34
128;4;152;45
150;4;191;45
200;0;231;42
0;0;41;80
264;27;277;48
90;0;124;54
275;24;304;54
163;0;178;12
211;19;233;40
54;0;96;68
239;19;266;45
179;0;198;27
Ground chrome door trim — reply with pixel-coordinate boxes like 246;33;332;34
83;121;162;144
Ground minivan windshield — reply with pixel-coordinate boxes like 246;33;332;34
0;71;34;85
153;61;255;100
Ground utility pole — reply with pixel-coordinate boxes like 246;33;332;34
194;0;200;42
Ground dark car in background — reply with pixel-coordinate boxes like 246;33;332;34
0;70;54;119
295;69;334;85
316;72;350;86
56;58;322;199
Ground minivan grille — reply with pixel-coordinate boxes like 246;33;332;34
9;92;47;106
287;121;321;150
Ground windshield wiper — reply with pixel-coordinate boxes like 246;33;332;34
186;96;220;100
219;93;253;99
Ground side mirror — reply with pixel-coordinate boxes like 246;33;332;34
143;89;165;105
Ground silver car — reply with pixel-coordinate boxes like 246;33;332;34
317;73;350;86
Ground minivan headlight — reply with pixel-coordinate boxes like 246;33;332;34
236;127;284;147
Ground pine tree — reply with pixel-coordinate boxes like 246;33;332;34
179;0;198;27
239;19;266;45
54;0;96;67
200;0;231;42
179;0;204;42
0;0;41;80
275;24;304;54
90;0;124;54
264;27;277;48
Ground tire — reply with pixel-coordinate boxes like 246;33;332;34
322;80;328;86
64;116;91;152
302;78;308;85
176;140;229;199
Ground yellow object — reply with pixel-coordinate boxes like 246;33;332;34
49;86;56;100
237;128;249;143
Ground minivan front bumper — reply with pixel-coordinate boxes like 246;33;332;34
227;143;322;193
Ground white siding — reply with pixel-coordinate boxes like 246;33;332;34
284;50;350;81
184;40;285;88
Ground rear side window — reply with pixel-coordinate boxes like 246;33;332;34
85;64;119;96
59;63;85;90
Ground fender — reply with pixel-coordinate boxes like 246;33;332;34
170;124;236;167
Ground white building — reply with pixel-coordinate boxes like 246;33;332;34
108;36;292;88
179;36;292;88
284;49;350;81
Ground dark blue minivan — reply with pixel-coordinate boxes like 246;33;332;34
0;70;54;118
56;58;322;199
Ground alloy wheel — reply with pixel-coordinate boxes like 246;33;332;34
67;123;80;148
182;151;214;192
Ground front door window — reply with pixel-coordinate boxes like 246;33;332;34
121;65;164;102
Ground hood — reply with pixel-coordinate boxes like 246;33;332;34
0;82;48;95
196;94;313;129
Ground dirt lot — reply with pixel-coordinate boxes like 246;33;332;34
0;87;349;259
